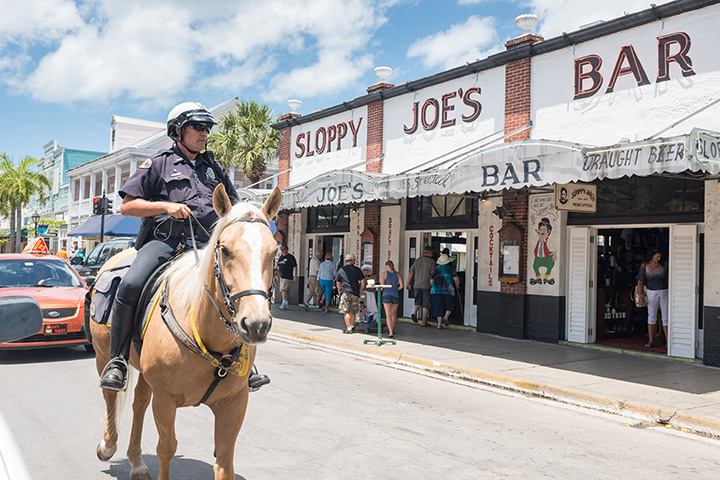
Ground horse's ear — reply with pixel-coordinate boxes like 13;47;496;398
213;184;233;218
261;186;282;220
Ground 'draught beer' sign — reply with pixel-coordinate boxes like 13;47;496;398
555;183;596;212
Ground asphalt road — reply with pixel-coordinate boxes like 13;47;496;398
1;338;719;480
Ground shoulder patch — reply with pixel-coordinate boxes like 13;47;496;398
139;158;153;169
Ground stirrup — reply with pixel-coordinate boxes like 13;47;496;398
248;365;270;392
99;358;129;392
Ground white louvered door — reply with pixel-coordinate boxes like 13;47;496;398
566;227;596;343
668;224;698;359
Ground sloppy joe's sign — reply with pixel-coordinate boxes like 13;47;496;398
290;107;368;186
574;32;695;100
383;68;505;175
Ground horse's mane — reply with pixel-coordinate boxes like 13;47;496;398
161;201;268;314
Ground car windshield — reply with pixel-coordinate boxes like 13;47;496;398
0;258;84;288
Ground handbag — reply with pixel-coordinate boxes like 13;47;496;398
632;285;648;308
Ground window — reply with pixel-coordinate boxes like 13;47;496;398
569;175;704;224
407;195;478;230
307;205;351;233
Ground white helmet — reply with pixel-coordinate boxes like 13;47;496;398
166;102;216;142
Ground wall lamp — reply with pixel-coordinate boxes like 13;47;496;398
491;205;514;219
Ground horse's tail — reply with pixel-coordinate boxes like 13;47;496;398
97;367;136;461
114;366;136;425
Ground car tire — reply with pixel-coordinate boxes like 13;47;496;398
84;344;95;353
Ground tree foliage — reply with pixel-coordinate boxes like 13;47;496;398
208;100;279;184
0;154;51;252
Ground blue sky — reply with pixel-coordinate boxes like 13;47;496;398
0;0;654;161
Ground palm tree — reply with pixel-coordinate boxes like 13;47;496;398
0;155;51;252
208;100;279;184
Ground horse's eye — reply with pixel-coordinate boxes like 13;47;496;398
220;245;230;258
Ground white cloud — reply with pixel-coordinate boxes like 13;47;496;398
407;15;498;70
528;0;656;38
0;0;83;46
458;0;488;4
0;0;395;108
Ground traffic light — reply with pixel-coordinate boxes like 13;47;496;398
104;197;113;214
92;197;102;215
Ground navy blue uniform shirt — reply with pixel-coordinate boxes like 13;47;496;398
119;145;239;229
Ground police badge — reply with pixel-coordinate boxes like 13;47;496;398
206;167;216;181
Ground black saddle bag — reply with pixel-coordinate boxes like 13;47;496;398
90;269;127;324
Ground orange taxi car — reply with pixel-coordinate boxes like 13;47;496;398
0;243;90;350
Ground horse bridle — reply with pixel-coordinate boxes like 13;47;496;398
204;216;274;334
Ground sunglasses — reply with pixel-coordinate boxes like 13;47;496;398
188;123;212;133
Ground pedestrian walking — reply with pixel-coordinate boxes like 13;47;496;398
277;244;297;310
406;246;436;327
430;253;460;329
381;260;404;338
335;253;365;334
303;251;323;310
317;253;335;312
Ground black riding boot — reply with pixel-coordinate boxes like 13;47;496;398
248;365;271;392
99;299;135;391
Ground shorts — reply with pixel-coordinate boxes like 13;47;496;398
413;288;432;310
432;293;455;317
382;295;400;305
339;292;360;315
307;276;321;297
280;278;293;292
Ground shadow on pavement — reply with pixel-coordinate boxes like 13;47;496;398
0;345;94;365
102;455;246;480
272;305;720;396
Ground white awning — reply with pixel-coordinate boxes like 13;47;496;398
280;169;387;210
275;129;720;210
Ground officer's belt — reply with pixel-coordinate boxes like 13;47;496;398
154;218;210;241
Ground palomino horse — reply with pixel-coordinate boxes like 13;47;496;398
89;184;281;480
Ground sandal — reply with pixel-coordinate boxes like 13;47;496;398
644;343;653;348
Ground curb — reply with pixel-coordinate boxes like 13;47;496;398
270;327;720;438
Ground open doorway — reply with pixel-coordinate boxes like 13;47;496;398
595;227;669;353
430;231;467;325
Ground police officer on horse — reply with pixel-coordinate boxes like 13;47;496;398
99;102;270;392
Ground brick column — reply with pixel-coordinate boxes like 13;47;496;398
277;113;299;189
277;213;289;246
363;205;381;271
501;34;542;296
276;113;299;244
364;82;392;271
365;82;392;173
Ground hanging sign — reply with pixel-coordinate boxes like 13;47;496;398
554;183;596;212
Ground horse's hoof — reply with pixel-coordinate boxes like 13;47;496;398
130;466;151;480
96;440;117;461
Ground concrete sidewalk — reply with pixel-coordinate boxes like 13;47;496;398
268;305;720;437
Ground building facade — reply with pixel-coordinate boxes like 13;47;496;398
271;0;720;366
23;140;106;252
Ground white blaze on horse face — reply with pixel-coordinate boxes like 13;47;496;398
241;225;269;310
